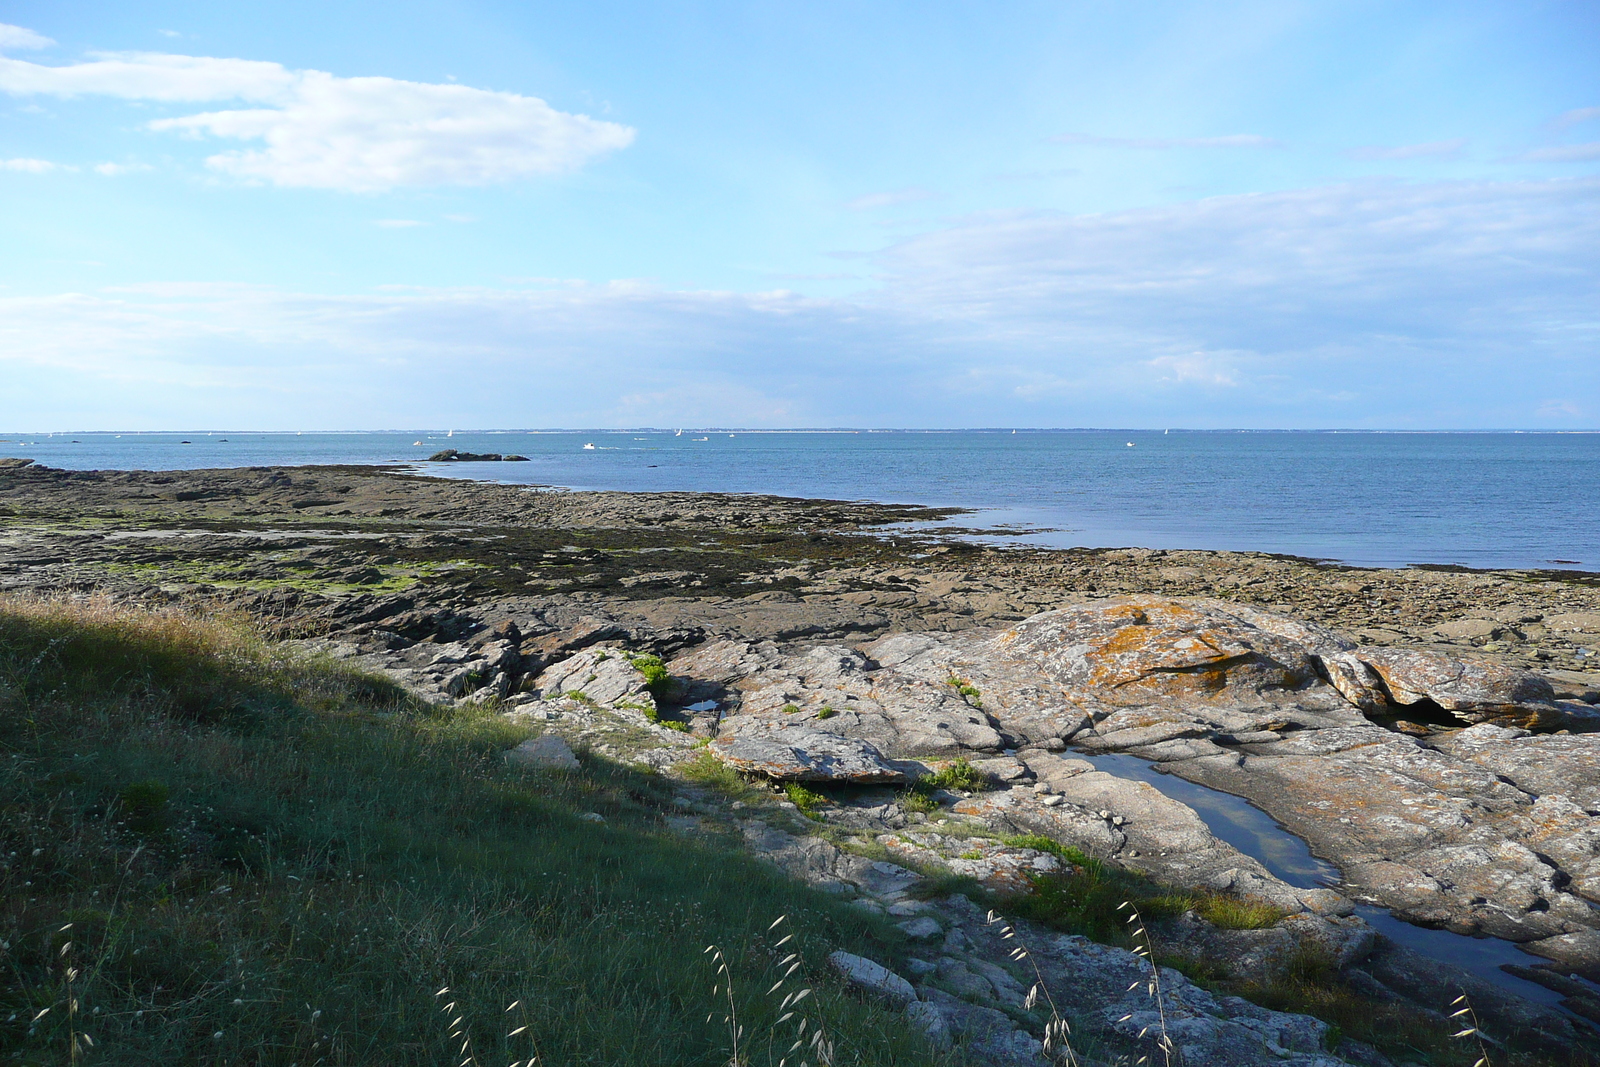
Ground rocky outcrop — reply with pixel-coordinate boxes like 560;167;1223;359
426;449;529;461
990;598;1349;704
709;729;908;783
687;596;1600;981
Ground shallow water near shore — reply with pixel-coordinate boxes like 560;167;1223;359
3;429;1597;570
1074;750;1574;1009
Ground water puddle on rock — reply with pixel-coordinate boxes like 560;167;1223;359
1074;750;1574;1009
1077;751;1338;888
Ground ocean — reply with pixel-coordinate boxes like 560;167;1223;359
2;428;1595;572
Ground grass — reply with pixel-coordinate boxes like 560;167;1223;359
0;595;941;1066
627;654;676;702
782;783;829;820
944;676;982;710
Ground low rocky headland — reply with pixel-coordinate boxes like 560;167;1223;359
3;456;1599;1066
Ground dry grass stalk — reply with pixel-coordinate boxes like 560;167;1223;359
1450;992;1494;1067
764;915;833;1067
985;909;1082;1066
1117;901;1174;1067
705;916;837;1067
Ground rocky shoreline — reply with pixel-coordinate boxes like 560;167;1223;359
3;458;1599;1065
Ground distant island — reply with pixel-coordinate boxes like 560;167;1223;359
426;449;529;462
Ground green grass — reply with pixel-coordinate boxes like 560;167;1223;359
919;757;988;795
627;654;676;702
997;835;1285;936
944;675;982;709
783;782;830;820
0;596;940;1066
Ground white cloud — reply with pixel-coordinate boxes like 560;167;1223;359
1553;107;1600;131
0;50;635;190
1;179;1595;429
1347;139;1466;161
0;24;54;51
845;187;936;211
1052;132;1282;149
1518;142;1600;163
1;157;62;172
0;51;296;101
93;161;152;175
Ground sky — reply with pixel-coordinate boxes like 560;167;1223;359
1;0;1597;430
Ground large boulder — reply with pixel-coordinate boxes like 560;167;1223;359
1349;647;1559;727
989;597;1348;704
709;727;908;783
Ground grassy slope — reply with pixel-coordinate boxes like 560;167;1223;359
0;597;935;1066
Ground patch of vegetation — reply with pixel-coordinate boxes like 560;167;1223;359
646;708;691;733
816;704;837;719
783;782;829;820
999;836;1284;935
628;653;677;701
0;596;937;1066
900;788;941;814
946;674;982;708
921;756;988;793
677;751;767;804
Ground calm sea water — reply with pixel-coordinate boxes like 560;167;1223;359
2;429;1595;571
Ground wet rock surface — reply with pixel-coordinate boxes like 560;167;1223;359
4;461;1600;1062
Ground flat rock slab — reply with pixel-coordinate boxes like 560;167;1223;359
504;734;580;771
827;951;917;1007
710;728;907;783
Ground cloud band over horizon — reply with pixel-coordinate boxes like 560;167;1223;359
3;177;1595;431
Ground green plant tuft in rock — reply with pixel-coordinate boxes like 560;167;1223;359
628;654;676;700
946;674;982;709
783;782;828;819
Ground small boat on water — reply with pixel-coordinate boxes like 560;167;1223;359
583;443;596;450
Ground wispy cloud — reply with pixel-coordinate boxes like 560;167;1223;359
1553;106;1600;131
93;161;152;175
2;179;1594;429
1052;132;1282;149
1517;142;1600;162
987;167;1081;182
1;157;63;172
0;37;636;191
845;187;936;210
1347;138;1466;161
0;23;53;51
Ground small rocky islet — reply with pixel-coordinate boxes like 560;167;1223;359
2;456;1599;1065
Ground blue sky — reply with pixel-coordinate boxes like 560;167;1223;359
1;0;1597;430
